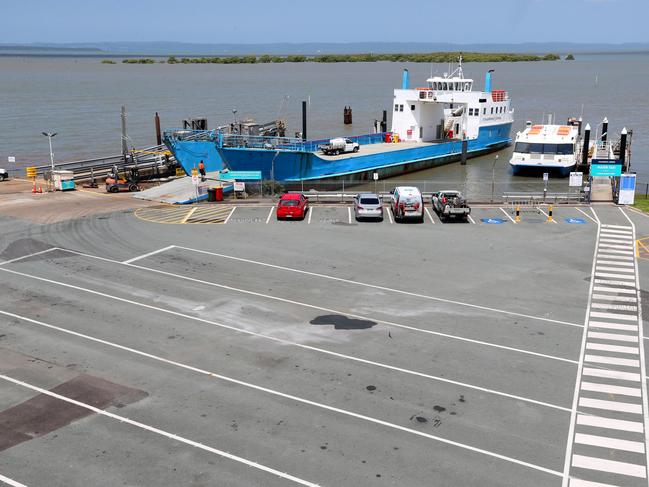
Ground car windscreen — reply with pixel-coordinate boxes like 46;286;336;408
402;196;420;204
360;198;380;205
280;200;300;206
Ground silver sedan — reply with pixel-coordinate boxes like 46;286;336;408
353;193;384;221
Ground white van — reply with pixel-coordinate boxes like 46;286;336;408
390;186;424;223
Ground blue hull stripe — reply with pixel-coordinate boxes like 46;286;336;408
168;123;512;181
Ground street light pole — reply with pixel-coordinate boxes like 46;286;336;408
42;132;57;171
491;154;499;203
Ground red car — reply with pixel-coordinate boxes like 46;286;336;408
276;193;309;220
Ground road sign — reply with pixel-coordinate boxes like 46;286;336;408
220;171;262;180
233;181;246;192
481;218;505;224
543;173;549;182
7;156;15;163
373;172;379;181
569;172;583;187
564;217;586;224
591;163;622;177
618;173;636;205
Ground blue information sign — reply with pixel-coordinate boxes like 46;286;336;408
220;171;263;180
590;164;622;177
564;217;586;224
481;218;505;224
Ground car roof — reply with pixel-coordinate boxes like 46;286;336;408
280;193;302;200
395;186;421;194
357;193;379;198
439;190;461;194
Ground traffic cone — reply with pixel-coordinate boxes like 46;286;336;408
32;180;37;193
38;186;43;193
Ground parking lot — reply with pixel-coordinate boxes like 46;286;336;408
0;204;648;486
135;202;598;227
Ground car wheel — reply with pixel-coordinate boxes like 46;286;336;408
108;185;119;193
353;146;359;152
128;184;139;192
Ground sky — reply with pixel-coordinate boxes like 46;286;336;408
1;0;648;45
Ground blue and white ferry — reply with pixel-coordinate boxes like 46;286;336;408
165;60;514;182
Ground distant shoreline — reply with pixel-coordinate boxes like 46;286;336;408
115;52;561;64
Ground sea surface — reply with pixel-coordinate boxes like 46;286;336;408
0;53;647;196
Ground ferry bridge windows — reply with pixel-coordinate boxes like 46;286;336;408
394;104;404;112
400;105;404;112
483;108;486;115
411;105;416;111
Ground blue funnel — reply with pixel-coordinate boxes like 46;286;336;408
485;70;494;93
402;69;409;89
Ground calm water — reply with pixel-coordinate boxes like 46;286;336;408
1;54;647;195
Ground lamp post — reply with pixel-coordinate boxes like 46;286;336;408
42;132;57;172
491;154;499;203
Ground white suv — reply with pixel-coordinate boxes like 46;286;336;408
390;186;424;223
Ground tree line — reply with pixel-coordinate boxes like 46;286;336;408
115;52;561;65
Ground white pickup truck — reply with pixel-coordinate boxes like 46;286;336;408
319;138;360;156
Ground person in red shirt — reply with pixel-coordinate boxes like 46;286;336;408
198;161;206;181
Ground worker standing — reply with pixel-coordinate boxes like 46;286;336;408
198;160;206;181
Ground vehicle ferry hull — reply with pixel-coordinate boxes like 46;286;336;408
167;123;512;182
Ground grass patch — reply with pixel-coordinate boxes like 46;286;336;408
633;194;649;213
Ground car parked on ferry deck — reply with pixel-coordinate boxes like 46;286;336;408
276;193;309;220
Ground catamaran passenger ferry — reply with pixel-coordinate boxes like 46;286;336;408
509;119;581;176
165;60;514;182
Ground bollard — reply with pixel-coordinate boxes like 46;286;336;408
547;205;553;223
515;206;521;223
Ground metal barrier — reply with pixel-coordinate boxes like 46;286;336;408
502;192;584;204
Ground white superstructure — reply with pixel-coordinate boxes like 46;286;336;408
391;60;514;143
509;121;580;175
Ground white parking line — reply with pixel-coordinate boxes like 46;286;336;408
575;207;598;224
499;207;516;223
348;206;352;224
537;207;557;224
424;207;435;224
467;214;476;224
0;310;563;478
224;206;236;224
0;373;320;487
265;206;274;224
387;207;394;224
171;245;583;329
0;474;28;487
123;245;176;265
307;207;313;224
0;248;59;267
0;279;572;413
45;248;580;367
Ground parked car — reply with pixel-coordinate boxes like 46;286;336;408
390;186;424;223
319;138;360;156
431;191;471;222
0;169;8;181
353;193;383;221
276;193;309;220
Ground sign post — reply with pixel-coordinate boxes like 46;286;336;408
618;173;636;205
543;172;549;201
373;172;378;194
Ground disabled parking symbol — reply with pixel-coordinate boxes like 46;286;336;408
564;217;586;225
481;218;505;224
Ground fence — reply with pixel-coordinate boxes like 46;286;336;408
216;178;588;203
